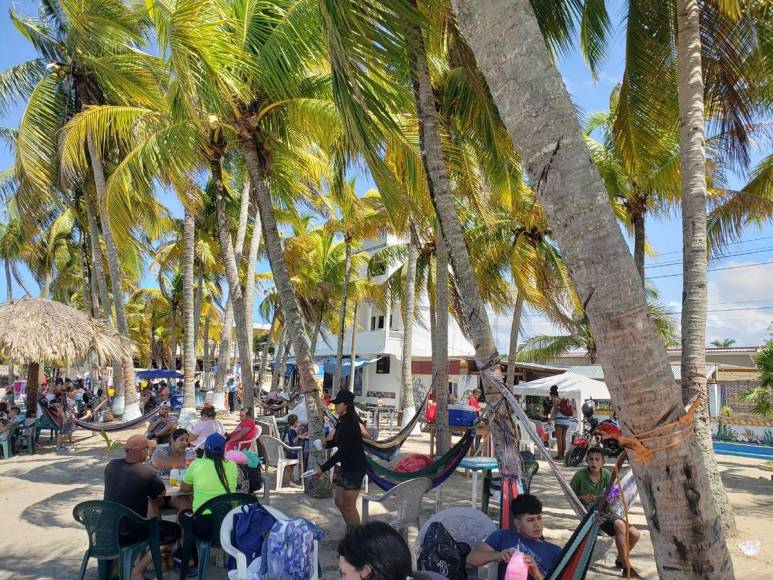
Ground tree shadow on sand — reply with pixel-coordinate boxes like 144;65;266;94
20;484;103;531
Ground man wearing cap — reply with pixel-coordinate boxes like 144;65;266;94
146;401;177;445
104;434;181;580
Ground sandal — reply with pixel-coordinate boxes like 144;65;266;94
621;566;642;578
615;559;625;569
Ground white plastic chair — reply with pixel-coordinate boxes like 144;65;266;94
259;434;303;490
220;505;319;580
255;415;280;439
415;507;497;580
362;477;432;538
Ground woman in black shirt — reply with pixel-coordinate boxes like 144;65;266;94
314;389;367;528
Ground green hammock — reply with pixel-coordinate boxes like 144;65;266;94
365;428;475;488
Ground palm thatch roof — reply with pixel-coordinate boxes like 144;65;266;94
0;298;129;363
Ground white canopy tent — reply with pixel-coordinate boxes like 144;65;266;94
512;371;611;416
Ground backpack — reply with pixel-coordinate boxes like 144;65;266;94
559;398;574;417
238;463;263;493
417;521;471;580
233;503;276;566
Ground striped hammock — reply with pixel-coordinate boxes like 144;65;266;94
41;401;162;433
326;391;432;461
365;428;475;491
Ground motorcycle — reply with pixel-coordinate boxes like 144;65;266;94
564;400;623;467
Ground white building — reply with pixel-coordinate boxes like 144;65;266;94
313;232;476;406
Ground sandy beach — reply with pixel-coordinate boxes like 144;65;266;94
0;412;770;579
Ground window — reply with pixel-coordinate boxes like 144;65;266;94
370;315;385;330
376;356;391;374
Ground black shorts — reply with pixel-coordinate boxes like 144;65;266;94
333;468;365;490
600;514;624;537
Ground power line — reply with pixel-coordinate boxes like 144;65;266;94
646;246;773;269
649;260;773;279
646;235;773;260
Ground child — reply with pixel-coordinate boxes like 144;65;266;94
283;415;307;487
467;494;561;580
570;446;640;577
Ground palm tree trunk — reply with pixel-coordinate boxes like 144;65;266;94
400;234;418;420
506;291;524;388
169;313;177;371
181;209;197;421
203;312;212;389
257;310;277;394
433;233;450;453
11;263;31;296
453;1;733;575
309;305;325;357
209;156;255;407
213;299;233;410
271;324;288;392
86;133;138;418
78;235;93;317
241;204;263;410
633;209;646;285
332;241;353;395
193;271;203;353
348;302;358;392
676;0;735;532
84;185;121;408
240;138;332;498
214;177;251;408
4;260;13;382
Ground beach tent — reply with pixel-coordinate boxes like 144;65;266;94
512;371;611;412
136;369;184;380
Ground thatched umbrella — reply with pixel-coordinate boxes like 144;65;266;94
0;298;129;404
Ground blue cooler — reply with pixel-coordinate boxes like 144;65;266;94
448;404;477;426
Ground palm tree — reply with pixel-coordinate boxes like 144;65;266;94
740;341;773;417
3;0;169;419
710;338;736;348
181;207;196;419
453;0;734;574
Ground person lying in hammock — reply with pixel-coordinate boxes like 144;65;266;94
467;494;561;580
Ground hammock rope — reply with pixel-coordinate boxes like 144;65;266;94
546;508;602;580
479;366;587;518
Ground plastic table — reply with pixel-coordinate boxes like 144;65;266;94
458;456;499;509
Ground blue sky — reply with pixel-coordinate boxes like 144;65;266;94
1;2;771;347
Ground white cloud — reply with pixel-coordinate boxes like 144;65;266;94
705;261;773;346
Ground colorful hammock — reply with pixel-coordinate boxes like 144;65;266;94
41;401;162;433
546;508;602;580
366;429;475;491
326;391;432;460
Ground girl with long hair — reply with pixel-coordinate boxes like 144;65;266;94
314;389;368;529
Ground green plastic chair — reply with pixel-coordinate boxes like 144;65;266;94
72;500;165;580
0;425;17;459
35;413;59;443
481;460;539;515
15;418;37;455
179;493;258;579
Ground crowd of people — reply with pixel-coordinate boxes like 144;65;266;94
65;376;637;580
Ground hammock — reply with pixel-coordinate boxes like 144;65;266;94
73;405;162;432
366;429;475;491
40;401;162;433
326;391;432;461
546;508;602;580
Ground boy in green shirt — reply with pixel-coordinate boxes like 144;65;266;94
570;447;641;577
